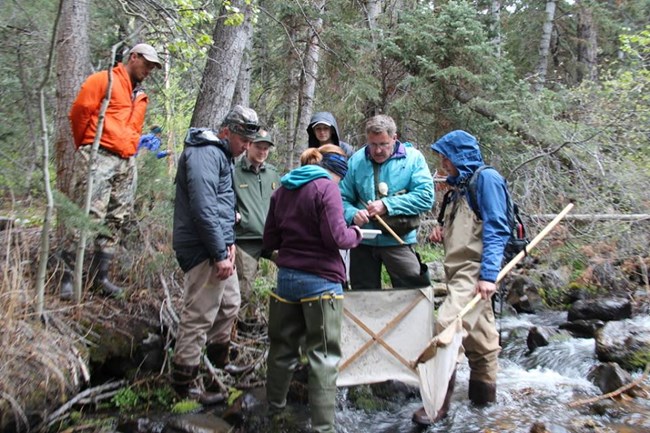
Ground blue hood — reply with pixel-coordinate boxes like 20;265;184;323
281;165;332;190
430;130;484;185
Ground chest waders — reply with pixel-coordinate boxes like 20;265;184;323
266;291;343;433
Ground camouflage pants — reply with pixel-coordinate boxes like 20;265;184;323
70;145;137;251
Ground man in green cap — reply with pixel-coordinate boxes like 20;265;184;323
234;129;281;319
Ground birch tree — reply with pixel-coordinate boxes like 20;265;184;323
534;0;557;92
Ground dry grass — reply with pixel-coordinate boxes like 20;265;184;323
0;227;90;432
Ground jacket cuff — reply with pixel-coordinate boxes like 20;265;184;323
479;270;498;283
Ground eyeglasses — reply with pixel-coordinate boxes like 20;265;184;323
368;142;394;150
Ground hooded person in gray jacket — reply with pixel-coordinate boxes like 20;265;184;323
171;105;259;404
307;111;354;157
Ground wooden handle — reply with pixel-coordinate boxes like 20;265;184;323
461;202;575;319
413;202;575;364
363;201;406;245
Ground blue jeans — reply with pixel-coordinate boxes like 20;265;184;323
276;267;343;302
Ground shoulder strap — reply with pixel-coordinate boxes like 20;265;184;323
466;165;493;220
372;162;382;199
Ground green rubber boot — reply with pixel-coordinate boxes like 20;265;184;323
266;295;306;409
302;293;343;433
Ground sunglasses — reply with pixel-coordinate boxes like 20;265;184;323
230;122;260;135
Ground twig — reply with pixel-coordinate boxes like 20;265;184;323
639;256;649;297
203;355;228;394
44;379;127;428
0;391;29;433
568;363;650;408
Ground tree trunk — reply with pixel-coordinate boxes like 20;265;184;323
576;3;598;83
233;8;254;109
490;0;502;57
292;0;324;165
190;0;252;128
533;0;556;92
55;0;91;199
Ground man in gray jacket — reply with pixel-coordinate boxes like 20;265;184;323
171;105;259;403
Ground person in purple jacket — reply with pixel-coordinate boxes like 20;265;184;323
263;144;362;433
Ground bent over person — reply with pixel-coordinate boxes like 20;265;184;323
171;106;259;403
340;114;434;290
412;130;511;425
64;43;162;300
263;145;362;433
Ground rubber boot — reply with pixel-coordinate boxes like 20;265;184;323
92;250;123;297
468;379;496;406
206;342;252;375
412;369;457;425
266;296;306;409
60;270;74;301
303;293;342;433
171;362;225;405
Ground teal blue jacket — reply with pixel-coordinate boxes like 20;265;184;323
340;141;434;246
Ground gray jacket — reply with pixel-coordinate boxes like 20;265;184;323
173;128;236;272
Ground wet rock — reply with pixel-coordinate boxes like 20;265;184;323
559;319;605;338
595;317;650;371
526;326;572;352
427;261;445;283
567;297;631;322
506;275;544;314
589;261;632;292
163;413;232;433
587;362;633;394
368;380;418;401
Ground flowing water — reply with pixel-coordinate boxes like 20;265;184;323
335;311;650;433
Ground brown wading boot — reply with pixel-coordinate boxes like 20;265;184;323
468;379;496;406
171;362;225;405
412;370;457;425
206;342;253;375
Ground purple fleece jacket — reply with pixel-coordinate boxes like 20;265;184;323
263;177;362;283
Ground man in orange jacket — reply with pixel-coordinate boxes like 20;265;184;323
62;43;162;300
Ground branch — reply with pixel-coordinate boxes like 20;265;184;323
568;363;649;408
43;380;127;428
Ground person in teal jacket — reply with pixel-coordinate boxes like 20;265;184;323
340;114;434;290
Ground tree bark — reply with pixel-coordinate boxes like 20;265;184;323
534;0;556;92
292;0;324;165
490;0;502;57
233;8;254;109
576;2;598;83
55;0;91;199
190;0;252;128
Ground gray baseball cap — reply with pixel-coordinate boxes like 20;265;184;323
222;105;260;139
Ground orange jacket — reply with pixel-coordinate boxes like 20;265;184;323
69;63;148;158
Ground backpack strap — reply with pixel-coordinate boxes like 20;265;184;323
466;165;493;220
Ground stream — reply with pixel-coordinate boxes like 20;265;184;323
332;311;650;433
